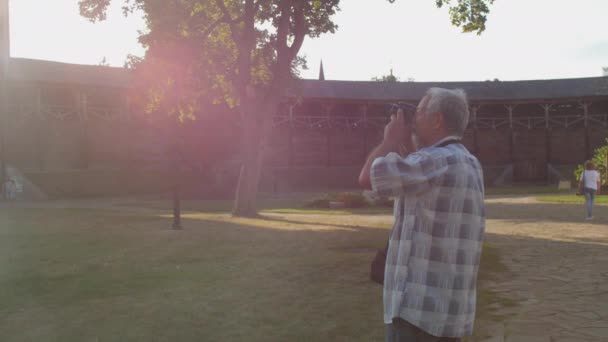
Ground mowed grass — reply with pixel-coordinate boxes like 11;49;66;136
536;194;608;204
0;204;504;342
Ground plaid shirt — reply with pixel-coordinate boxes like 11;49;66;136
370;136;485;338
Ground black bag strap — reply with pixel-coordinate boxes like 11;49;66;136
436;138;461;148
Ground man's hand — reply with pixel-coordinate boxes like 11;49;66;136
383;110;407;149
359;110;414;190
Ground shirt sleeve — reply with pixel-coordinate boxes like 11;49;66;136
369;149;449;198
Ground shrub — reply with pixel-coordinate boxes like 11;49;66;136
573;138;607;187
303;192;370;208
332;192;369;208
304;198;330;208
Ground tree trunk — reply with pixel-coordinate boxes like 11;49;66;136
172;180;182;229
232;143;264;217
232;100;273;218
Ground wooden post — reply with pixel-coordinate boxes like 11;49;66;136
326;128;331;167
323;103;333;167
542;104;552;182
582;102;590;160
362;104;368;159
506;105;515;164
287;104;294;168
78;90;90;169
35;87;44;170
172;181;182;229
122;95;132;167
471;106;479;155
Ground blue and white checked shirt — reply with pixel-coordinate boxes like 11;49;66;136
370;136;485;338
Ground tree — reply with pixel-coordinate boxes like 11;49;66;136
574;138;608;188
372;69;399;82
79;0;495;217
98;56;110;66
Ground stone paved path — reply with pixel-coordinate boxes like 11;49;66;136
478;196;608;342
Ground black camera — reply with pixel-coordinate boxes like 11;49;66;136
388;102;417;125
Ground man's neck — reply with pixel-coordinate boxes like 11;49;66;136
421;132;459;148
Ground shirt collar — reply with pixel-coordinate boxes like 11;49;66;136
431;135;462;148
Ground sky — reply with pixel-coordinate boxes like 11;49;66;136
8;0;608;81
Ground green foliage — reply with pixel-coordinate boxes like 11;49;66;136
79;0;496;120
387;0;495;34
305;192;370;208
79;0;496;214
79;0;341;120
536;194;608;204
304;198;331;208
333;192;369;208
573;138;608;185
372;69;399;82
485;185;567;196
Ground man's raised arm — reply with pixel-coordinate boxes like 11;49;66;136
358;111;414;190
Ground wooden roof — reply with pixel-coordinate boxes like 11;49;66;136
7;58;608;101
8;58;131;88
294;78;608;103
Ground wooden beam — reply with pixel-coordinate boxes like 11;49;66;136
541;104;552;129
582;102;591;160
505;105;515;164
287;106;294;168
541;104;552;175
324;104;333;167
79;90;89;169
123;96;132;166
35;87;44;170
326;128;331;167
362;104;368;159
471;106;479;155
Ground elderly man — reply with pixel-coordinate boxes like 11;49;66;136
359;88;485;341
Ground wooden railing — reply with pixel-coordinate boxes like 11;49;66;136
273;113;608;130
7;104;607;130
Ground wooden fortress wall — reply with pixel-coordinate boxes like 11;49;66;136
3;82;608;192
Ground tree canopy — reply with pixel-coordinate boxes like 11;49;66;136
372;69;399;82
79;0;496;216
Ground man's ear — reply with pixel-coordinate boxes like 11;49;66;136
431;111;443;129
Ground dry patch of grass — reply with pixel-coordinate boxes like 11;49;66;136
0;205;503;341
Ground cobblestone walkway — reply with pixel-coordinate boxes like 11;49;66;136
479;197;607;342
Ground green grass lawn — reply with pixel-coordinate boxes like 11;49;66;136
0;204;504;341
485;185;569;196
536;194;608;204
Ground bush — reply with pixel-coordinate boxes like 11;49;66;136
376;197;394;207
332;192;369;208
303;198;331;208
573;138;607;187
304;192;370;208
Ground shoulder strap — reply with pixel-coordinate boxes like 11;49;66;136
436;139;461;148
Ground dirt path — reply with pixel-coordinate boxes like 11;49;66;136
479;197;608;342
2;195;606;341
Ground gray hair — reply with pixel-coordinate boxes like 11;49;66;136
424;88;470;136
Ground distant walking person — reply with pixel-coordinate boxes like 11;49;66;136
3;178;17;204
579;161;601;220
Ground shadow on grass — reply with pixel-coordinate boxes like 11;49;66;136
2;204;607;341
485;201;607;226
256;213;391;232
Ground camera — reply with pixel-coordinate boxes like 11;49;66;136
388;102;416;125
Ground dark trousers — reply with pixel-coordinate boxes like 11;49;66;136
385;318;462;342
